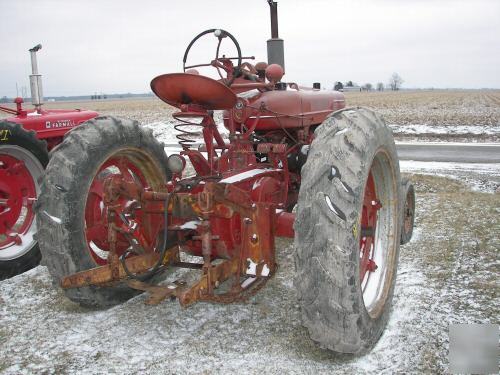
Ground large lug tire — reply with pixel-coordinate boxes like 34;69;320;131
400;178;415;245
0;121;48;280
36;116;170;307
294;107;401;354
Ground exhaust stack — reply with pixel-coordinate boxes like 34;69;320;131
29;44;44;112
267;1;285;71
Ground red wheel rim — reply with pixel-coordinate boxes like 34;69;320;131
84;156;162;266
0;153;37;250
359;171;381;286
358;151;399;318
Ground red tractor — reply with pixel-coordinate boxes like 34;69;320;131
36;1;414;354
0;45;98;279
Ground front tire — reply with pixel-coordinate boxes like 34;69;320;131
0;121;48;280
294;108;401;354
36;116;169;307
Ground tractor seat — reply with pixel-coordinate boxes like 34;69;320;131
151;73;237;110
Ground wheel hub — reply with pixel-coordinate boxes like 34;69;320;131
85;155;162;266
359;171;380;284
0;146;43;260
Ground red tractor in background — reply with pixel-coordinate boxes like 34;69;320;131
36;1;415;355
0;44;97;279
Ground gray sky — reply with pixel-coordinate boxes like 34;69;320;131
1;0;499;97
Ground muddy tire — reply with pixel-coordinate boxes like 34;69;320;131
36;116;169;307
294;108;401;354
0;121;48;280
400;178;415;245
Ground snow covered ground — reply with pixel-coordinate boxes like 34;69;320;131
390;123;500;137
1;172;498;374
143;118;500;145
400;160;500;193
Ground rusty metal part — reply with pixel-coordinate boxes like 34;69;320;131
173;256;271;307
203;275;271;304
127;259;273;306
60;247;178;289
106;208;120;280
172;261;203;269
178;258;237;306
213;183;253;210
256;143;287;154
127;280;182;305
240;203;276;276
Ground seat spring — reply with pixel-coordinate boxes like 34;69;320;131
172;112;205;149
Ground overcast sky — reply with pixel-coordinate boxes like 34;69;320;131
1;0;499;97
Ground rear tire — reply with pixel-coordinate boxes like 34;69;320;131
400;178;415;245
36;116;169;307
294;108;401;354
0;121;48;280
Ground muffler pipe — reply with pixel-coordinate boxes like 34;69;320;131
267;1;285;72
29;44;44;112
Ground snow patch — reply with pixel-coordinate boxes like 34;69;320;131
179;220;199;230
219;168;275;184
246;258;257;276
390;123;500;136
261;264;270;277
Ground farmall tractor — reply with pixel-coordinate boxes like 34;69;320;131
36;1;415;354
0;45;97;279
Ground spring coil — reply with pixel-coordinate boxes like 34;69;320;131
172;112;205;149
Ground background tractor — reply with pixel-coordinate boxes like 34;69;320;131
0;45;98;279
36;1;414;354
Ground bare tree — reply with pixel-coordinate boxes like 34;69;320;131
362;83;373;91
376;82;384;91
388;72;404;91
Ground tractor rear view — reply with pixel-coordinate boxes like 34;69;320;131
0;45;97;279
36;1;414;354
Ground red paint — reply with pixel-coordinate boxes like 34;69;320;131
275;211;295;238
2;98;97;151
151;73;237;110
223;88;345;131
359;171;380;283
84;156;163;265
0;154;37;248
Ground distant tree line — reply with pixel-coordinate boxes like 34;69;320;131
334;72;404;92
91;93;108;100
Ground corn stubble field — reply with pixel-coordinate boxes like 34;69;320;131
15;89;495;142
0;90;499;373
15;88;498;127
345;90;500;126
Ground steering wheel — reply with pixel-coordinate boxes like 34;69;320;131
183;29;242;87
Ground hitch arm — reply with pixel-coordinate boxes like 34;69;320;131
60;247;179;289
